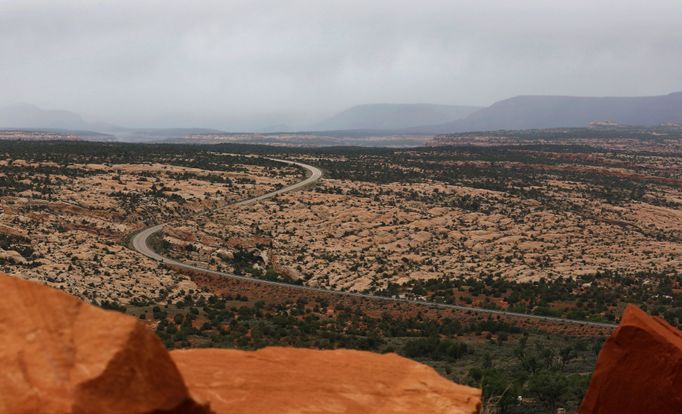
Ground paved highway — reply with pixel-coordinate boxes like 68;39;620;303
130;157;617;330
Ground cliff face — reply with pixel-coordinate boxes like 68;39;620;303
0;274;481;414
578;304;682;414
172;347;481;414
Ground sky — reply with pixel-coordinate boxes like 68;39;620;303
0;0;681;129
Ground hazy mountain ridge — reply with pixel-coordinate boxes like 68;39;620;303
0;104;89;130
313;103;481;131
4;92;682;140
417;92;682;133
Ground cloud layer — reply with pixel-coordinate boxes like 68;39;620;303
0;0;680;128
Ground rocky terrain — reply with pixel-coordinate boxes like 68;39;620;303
164;143;681;325
173;177;681;290
2;273;680;414
0;143;299;304
0;273;482;414
1;138;680;412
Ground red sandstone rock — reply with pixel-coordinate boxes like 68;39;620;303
0;274;209;414
579;304;682;414
0;273;481;413
171;347;482;414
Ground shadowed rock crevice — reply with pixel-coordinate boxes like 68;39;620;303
73;322;210;414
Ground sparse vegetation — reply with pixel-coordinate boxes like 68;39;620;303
2;134;681;413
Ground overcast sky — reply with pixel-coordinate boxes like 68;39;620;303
0;0;681;128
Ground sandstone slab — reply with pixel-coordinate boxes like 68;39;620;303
172;347;481;414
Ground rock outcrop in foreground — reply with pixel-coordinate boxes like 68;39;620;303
0;274;481;414
172;347;481;414
579;304;682;414
0;273;209;414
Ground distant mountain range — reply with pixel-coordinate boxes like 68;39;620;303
312;103;481;131
2;92;682;140
0;105;231;142
0;104;90;130
414;92;682;133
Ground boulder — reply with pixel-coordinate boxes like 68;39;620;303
171;347;481;414
0;273;209;414
578;304;682;414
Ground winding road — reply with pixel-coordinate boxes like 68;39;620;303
130;157;617;330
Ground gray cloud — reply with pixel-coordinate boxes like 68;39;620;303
0;0;680;128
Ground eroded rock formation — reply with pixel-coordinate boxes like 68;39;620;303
578;304;682;414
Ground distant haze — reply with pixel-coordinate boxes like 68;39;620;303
1;0;681;130
313;104;481;131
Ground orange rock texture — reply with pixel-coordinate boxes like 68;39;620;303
172;347;482;414
578;304;682;414
0;273;209;414
0;274;481;414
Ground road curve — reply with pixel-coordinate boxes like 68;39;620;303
130;157;617;330
131;157;321;262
